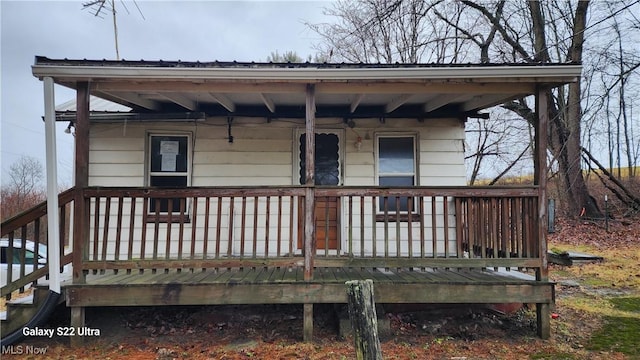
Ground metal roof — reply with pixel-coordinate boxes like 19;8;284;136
56;95;132;112
33;56;582;120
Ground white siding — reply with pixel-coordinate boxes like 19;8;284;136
88;116;466;258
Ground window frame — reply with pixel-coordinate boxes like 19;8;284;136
374;133;419;219
145;132;192;222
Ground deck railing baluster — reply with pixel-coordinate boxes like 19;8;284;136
443;196;449;259
213;197;220;259
289;195;294;257
431;196;437;258
359;196;364;258
265;195;271;257
165;199;173;265
227;197;234;259
395;196;400;258
371;196;376;258
407;196;413;259
190;196;198;263
253;196;258;259
240;196;247;258
114;196;123;263
277;195;282;257
203;197;211;263
100;197;111;273
127;197;136;266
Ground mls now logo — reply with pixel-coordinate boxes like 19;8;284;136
2;345;48;355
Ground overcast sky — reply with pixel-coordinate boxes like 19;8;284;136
1;0;331;187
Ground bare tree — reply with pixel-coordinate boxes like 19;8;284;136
1;156;46;220
308;0;640;217
307;0;473;63
267;50;306;63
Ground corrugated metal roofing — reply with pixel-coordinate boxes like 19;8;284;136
56;95;131;112
34;56;580;69
34;55;582;120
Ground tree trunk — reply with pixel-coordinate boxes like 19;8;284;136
532;0;601;218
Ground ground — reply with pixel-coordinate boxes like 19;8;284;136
2;216;639;360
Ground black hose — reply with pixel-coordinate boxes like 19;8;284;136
0;290;61;347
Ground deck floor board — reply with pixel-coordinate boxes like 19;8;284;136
63;267;553;308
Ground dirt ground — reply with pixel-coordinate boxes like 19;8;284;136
2;216;639;360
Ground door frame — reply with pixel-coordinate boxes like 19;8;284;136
293;128;345;254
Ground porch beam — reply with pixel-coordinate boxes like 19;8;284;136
385;94;413;113
74;81;90;284
209;92;236;112
94;90;161;111
91;80;539;94
350;94;364;113
65;282;554;307
260;93;276;113
156;92;197;111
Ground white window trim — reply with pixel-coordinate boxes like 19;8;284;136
374;132;419;214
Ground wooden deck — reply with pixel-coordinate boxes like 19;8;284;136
63;267;553;307
2;186;554;342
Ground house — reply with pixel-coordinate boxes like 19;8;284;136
1;56;582;345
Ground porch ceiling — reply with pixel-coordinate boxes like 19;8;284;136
33;56;582;119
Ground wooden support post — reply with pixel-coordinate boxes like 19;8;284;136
69;306;85;347
536;303;551;339
535;87;551;339
303;84;316;343
304;83;316;281
535;86;549;278
346;279;383;360
304;303;313;342
73;81;90;284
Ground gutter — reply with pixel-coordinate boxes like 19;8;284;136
32;63;583;83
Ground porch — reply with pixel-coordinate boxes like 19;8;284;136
1;185;553;342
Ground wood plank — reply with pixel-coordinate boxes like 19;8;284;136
65;282;553;307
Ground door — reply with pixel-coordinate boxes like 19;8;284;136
297;132;341;251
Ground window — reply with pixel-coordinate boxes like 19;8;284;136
147;134;190;216
377;135;417;213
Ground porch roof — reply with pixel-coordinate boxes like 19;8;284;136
33;56;581;119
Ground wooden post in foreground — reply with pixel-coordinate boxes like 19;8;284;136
346;279;383;360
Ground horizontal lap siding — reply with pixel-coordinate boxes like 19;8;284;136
89;124;146;186
342;118;464;256
192;123;293;186
88;118;465;258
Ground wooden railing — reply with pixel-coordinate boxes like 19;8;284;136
80;187;306;273
314;187;541;270
74;186;543;278
0;185;545;299
1;188;75;299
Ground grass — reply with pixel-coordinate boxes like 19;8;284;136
587;302;640;356
550;241;640;357
550;244;640;290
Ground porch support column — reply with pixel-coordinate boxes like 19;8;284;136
534;86;550;339
70;81;90;348
73;81;90;285
303;83;316;342
44;77;61;295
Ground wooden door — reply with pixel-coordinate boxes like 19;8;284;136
298;133;340;251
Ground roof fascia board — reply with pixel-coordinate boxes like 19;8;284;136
32;64;583;83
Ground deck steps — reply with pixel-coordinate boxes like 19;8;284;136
1;286;65;336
